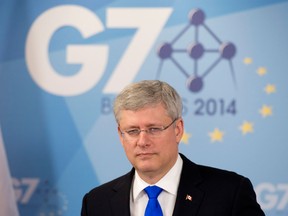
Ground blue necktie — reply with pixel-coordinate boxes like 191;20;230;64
144;186;163;216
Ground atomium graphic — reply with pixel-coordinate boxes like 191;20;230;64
157;8;236;93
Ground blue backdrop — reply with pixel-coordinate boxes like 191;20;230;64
1;0;288;215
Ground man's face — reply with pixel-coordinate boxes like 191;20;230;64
117;103;184;183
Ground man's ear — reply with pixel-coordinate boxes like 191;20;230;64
118;126;125;146
175;118;184;142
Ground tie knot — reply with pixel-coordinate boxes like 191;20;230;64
144;186;163;199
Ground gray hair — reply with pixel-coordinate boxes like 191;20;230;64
113;80;182;123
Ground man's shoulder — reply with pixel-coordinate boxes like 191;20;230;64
181;153;247;184
85;169;134;197
180;153;256;199
197;163;246;183
81;170;134;214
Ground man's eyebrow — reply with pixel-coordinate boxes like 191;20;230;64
123;122;162;129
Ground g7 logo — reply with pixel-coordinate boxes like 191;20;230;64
13;178;39;204
255;183;288;211
25;5;172;96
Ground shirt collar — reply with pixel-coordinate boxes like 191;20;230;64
132;154;183;201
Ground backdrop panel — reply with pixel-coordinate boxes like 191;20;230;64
1;0;288;215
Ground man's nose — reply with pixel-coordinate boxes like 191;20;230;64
136;130;151;147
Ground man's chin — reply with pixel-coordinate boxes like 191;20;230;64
136;162;157;173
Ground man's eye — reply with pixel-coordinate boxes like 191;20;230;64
148;127;162;134
126;129;140;135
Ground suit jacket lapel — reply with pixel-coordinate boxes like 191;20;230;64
110;169;134;216
108;155;204;216
173;154;205;216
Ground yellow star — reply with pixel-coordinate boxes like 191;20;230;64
239;121;254;135
259;105;272;117
264;84;276;94
208;128;224;142
243;57;253;64
181;131;191;144
257;67;267;76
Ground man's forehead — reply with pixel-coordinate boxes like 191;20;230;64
118;106;170;123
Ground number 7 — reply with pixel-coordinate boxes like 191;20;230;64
21;178;40;204
103;8;172;93
277;184;288;210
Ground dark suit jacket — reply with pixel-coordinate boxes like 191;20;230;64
81;154;265;216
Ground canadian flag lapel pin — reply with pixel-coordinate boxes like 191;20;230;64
185;194;192;201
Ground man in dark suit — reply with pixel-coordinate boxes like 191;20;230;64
81;80;265;216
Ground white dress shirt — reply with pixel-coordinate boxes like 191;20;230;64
130;154;183;216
